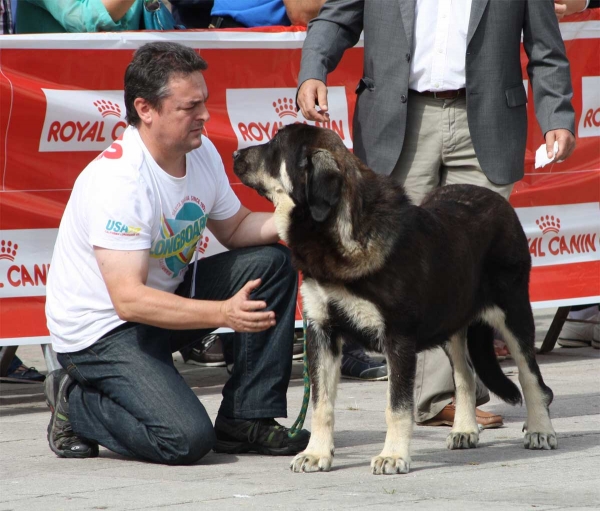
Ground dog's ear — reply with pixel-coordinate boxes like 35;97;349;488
306;149;343;222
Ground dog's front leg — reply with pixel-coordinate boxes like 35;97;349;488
371;345;415;475
290;323;341;473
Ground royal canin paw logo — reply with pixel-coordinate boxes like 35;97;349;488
94;100;122;118
0;240;18;261
536;215;561;234
197;236;210;254
273;97;297;119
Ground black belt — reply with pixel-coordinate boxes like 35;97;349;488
209;15;246;29
411;88;466;100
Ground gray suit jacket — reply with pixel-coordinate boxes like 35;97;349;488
298;0;575;184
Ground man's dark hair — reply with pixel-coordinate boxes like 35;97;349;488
124;42;208;126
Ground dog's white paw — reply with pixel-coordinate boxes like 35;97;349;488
290;452;333;473
370;455;410;475
446;431;479;450
524;431;557;450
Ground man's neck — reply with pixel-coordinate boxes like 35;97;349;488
138;127;186;178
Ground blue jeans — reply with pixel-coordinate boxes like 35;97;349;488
57;245;298;465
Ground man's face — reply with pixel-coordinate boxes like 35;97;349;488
149;71;210;154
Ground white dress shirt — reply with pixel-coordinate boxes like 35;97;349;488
409;0;474;92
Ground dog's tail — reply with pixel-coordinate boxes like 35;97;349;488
467;322;522;405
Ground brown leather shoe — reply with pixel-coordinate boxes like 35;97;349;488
418;404;503;429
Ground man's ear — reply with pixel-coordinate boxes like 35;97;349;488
306;149;342;222
134;97;153;125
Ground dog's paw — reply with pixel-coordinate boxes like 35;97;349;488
446;431;479;450
370;455;410;475
290;452;333;473
524;431;557;450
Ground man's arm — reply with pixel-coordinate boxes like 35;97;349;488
94;247;276;332
283;0;326;26
207;206;279;249
523;0;576;161
297;0;364;121
25;0;137;31
101;0;137;21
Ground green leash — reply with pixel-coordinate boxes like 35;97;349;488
288;317;310;438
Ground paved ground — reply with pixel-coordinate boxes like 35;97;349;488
1;308;599;510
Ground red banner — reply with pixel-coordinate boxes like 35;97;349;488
0;15;599;344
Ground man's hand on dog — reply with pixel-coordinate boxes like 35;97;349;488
220;279;276;332
298;79;330;122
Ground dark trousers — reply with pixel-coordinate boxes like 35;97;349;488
57;245;298;465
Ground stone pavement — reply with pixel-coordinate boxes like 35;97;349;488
1;308;599;510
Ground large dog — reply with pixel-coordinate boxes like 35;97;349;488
233;124;556;475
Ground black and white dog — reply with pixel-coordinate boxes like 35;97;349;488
233;124;556;475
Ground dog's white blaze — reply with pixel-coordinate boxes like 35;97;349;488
446;330;478;435
302;280;385;340
480;306;555;442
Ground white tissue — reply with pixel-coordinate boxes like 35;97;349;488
535;141;560;169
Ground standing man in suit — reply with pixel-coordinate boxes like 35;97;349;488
297;0;576;428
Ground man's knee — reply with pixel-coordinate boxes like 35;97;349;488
254;244;295;283
162;416;216;465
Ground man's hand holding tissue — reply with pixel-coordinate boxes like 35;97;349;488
545;129;576;162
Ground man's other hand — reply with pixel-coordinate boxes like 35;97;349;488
297;79;330;122
554;0;587;19
545;129;576;162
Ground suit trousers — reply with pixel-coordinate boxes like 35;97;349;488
390;91;514;422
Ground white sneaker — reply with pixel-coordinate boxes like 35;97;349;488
557;312;599;348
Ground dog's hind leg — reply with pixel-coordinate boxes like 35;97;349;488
290;321;341;473
485;300;557;450
443;329;480;449
371;343;415;474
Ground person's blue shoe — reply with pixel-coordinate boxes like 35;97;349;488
341;348;388;381
6;355;45;383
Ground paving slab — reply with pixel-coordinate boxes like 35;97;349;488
1;308;599;511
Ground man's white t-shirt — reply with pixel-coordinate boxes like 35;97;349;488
46;126;241;353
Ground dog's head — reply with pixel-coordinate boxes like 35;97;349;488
233;124;356;223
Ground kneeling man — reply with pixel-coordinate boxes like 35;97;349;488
44;42;309;464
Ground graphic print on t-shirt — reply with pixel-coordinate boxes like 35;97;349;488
150;197;208;278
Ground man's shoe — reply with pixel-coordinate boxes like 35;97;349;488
557;313;599;348
44;369;99;459
213;415;310;455
182;334;226;367
418;404;503;429
341;348;387;381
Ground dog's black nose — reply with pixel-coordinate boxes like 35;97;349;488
233;150;241;160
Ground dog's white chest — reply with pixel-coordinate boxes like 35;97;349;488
301;279;386;340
